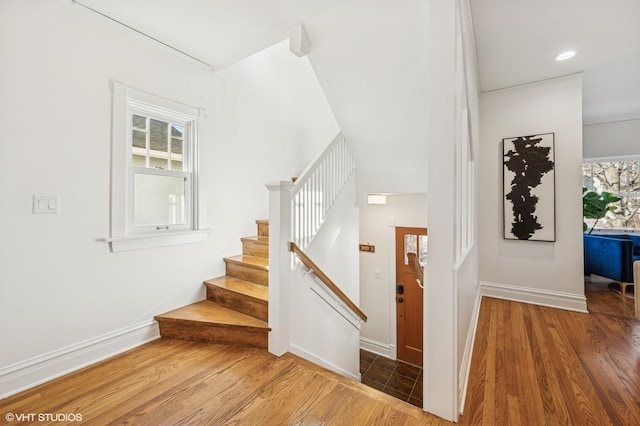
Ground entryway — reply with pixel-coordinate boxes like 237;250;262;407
360;349;423;408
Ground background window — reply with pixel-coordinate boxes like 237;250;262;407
582;159;640;230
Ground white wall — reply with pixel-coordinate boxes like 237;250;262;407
456;0;481;415
211;39;340;246
478;75;586;312
583;118;640;159
425;0;480;420
358;194;428;358
0;0;338;397
303;0;429;198
288;176;361;379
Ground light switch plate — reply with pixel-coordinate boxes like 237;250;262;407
33;195;60;214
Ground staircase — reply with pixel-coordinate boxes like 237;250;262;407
155;219;271;348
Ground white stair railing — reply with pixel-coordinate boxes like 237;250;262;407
266;132;357;359
291;133;355;250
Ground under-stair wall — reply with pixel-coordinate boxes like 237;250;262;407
289;175;360;379
267;136;361;380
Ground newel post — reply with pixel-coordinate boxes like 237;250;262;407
265;181;294;356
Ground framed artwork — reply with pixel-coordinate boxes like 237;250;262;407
502;133;555;242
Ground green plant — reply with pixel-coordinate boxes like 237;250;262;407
583;187;620;233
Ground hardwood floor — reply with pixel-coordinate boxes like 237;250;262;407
2;275;638;425
0;340;445;425
460;275;640;425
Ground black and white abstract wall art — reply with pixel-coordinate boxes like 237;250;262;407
502;133;555;242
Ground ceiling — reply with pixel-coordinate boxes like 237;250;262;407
71;0;639;184
75;0;350;70
73;0;429;192
470;0;640;125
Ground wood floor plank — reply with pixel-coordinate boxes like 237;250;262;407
3;274;639;425
460;276;639;425
86;344;256;424
1;339;193;414
525;304;572;425
223;365;339;425
1;340;448;425
480;298;498;425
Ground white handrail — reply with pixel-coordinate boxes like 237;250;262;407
291;133;355;250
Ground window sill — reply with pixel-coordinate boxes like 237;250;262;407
105;229;210;252
590;228;640;235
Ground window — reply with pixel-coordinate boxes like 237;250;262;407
582;158;640;230
129;113;191;232
108;82;207;251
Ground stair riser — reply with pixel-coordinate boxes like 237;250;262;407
226;263;268;286
157;321;268;349
207;286;268;321
257;222;269;237
242;240;269;259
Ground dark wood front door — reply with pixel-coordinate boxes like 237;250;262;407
395;227;427;366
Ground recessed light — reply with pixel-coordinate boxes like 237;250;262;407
555;50;577;61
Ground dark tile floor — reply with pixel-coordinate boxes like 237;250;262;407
360;349;423;408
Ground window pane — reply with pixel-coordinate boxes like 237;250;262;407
171;124;183;138
592;161;625;193
418;235;428;265
132;130;147;166
131;154;146;167
132;130;146;149
149;119;168;169
581;163;593;191
132;114;146;129
171;137;183;171
612;197;640;229
404;234;417;265
134;174;186;227
629;161;639;192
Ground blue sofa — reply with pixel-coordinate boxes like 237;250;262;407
583;234;640;296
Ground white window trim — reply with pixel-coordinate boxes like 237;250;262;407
107;81;208;252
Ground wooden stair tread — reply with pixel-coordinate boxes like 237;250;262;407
224;254;269;270
155;300;269;330
205;276;268;302
240;235;269;246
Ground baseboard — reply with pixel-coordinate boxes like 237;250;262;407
0;321;160;399
458;287;482;416
359;337;396;360
289;343;361;382
480;281;588;313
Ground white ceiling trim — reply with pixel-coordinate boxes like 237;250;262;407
63;0;215;71
479;72;584;96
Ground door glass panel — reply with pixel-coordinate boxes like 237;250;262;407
404;234;417;265
418;235;428;265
